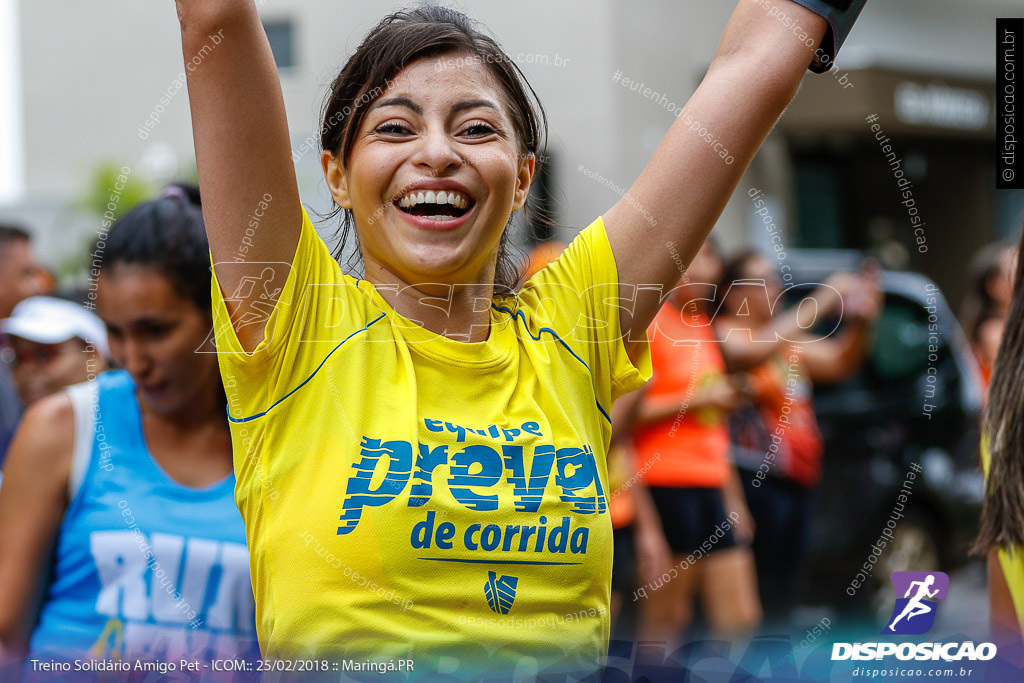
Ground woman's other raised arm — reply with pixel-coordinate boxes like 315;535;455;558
176;0;302;351
604;0;854;345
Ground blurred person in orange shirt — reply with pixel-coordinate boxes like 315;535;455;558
620;239;761;647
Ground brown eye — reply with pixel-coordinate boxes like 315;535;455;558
460;124;495;137
375;123;411;135
143;323;171;339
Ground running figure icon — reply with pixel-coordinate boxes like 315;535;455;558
888;574;939;631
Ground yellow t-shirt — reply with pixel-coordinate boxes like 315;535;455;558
211;205;652;678
980;440;1024;633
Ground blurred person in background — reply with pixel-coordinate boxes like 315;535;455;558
716;250;881;627
2;296;109;407
518;239;569;287
0;226;44;464
619;239;761;648
974;225;1024;664
608;399;672;643
961;241;1017;394
0;226;42;321
0;185;256;671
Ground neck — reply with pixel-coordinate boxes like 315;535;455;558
365;261;498;343
140;383;226;431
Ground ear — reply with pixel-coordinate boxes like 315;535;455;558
322;149;352;209
510;152;536;212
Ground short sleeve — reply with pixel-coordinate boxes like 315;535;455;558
210;205;366;419
515;216;652;409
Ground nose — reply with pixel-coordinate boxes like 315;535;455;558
120;337;152;382
410;125;463;176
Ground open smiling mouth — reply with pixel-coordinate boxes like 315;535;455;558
395;189;473;221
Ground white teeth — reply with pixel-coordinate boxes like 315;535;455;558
399;189;470;210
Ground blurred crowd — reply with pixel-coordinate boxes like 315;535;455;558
0;186;254;674
0;185;1017;668
525;228;1019;650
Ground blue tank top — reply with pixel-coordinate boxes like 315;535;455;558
28;370;257;664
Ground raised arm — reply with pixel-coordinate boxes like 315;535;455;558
175;0;302;352
801;269;881;383
718;276;847;372
605;0;833;344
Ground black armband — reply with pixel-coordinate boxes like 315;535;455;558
788;0;869;73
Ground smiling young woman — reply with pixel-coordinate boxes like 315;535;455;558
174;0;864;677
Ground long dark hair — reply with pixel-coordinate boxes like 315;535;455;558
975;225;1024;553
318;4;550;298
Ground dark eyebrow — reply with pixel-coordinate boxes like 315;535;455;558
450;99;501;115
370;97;422;115
128;316;174;329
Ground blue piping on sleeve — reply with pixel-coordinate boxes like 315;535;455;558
227;312;387;423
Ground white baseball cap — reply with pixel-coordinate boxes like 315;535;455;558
2;296;109;359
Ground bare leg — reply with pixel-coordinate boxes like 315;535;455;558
702;546;762;638
638;554;705;651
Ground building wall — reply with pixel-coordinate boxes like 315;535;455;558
4;0;1016;274
0;0;23;204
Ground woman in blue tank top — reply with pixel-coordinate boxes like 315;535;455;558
0;185;257;672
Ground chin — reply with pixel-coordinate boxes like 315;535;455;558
142;392;180;416
400;248;478;283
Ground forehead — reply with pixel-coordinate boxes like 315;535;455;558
0;239;33;269
7;334;49;348
372;53;509;113
95;266;188;319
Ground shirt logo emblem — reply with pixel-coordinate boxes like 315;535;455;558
484;571;518;614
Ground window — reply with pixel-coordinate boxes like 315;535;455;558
263;19;296;69
794;157;847;249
